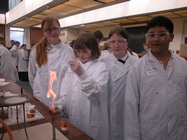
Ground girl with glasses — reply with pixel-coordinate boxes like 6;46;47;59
28;16;75;110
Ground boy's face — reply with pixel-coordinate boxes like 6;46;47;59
146;26;174;55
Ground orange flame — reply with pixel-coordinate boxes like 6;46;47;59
47;71;57;113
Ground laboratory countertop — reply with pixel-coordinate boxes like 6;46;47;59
0;74;93;140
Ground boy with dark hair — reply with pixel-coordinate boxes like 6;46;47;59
124;16;187;140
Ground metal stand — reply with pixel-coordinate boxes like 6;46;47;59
52;117;56;140
0;96;29;140
22;104;29;139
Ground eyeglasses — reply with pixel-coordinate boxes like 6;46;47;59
109;39;127;46
43;26;60;33
145;32;171;39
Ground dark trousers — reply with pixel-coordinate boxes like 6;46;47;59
18;72;29;81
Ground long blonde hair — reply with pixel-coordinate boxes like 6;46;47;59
35;17;60;67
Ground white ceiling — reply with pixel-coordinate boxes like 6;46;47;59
10;0;187;29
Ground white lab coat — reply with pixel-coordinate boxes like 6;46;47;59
0;45;19;82
28;41;75;108
102;52;139;140
98;50;111;61
10;44;19;67
124;50;187;140
59;59;109;140
18;48;28;72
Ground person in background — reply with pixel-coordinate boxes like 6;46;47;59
101;25;139;140
18;44;29;81
10;41;20;69
98;42;111;61
93;30;111;61
93;30;104;44
0;44;19;82
101;42;111;53
124;16;187;140
69;39;76;48
8;40;15;50
58;32;109;140
28;16;75;109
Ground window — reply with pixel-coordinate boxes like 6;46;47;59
10;27;24;45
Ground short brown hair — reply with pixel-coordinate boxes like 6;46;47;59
108;25;129;42
74;32;101;59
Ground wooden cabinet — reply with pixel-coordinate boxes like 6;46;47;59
30;27;43;47
0;24;5;45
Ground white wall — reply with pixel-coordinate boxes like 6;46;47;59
24;27;31;49
0;14;5;24
170;18;184;52
59;29;67;43
66;28;79;43
182;18;187;44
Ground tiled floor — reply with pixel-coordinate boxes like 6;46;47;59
15;81;33;94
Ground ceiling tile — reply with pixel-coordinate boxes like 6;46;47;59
32;14;46;19
50;4;82;13
99;0;116;2
41;9;67;17
128;16;151;22
65;0;101;9
149;12;179;18
174;10;187;16
112;18;136;24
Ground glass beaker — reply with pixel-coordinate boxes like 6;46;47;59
26;105;36;118
60;117;68;131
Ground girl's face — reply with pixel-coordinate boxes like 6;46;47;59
109;33;128;58
43;21;61;45
75;48;92;64
146;26;174;55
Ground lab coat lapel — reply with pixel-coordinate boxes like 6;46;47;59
111;54;130;82
147;52;167;77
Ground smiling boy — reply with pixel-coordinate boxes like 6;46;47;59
124;16;187;140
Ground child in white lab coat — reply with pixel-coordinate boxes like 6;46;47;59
58;32;109;140
101;25;139;140
28;16;75;108
124;16;187;140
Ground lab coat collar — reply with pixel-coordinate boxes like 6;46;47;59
50;40;63;48
47;40;63;52
147;49;174;62
111;52;129;64
147;50;174;77
110;53;131;81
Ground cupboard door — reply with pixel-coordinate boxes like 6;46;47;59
0;24;5;45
